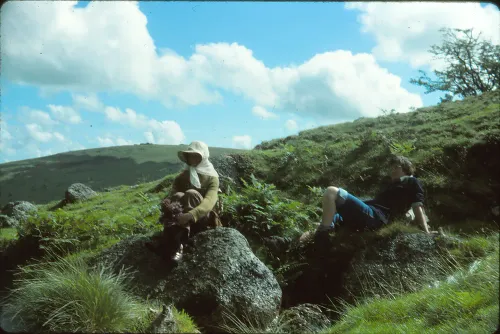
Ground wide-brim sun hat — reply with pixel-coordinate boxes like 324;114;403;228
177;142;205;163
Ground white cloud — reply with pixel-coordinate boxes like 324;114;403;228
1;120;13;142
147;120;185;145
232;135;252;150
97;136;115;147
1;1;423;122
36;149;53;158
144;131;155;144
0;120;14;155
285;120;298;131
22;108;59;126
346;2;500;69
115;137;134;146
72;93;103;111
97;135;134;147
25;123;53;142
104;107;149;127
48;105;82;124
53;132;65;141
252;106;278;120
103;106;185;144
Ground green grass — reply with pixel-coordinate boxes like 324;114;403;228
0;227;17;241
172;308;200;333
0;227;18;250
1;252;153;332
323;233;499;334
17;179;172;254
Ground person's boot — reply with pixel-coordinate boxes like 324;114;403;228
314;223;334;238
170;244;183;265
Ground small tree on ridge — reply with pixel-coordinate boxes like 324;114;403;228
410;28;500;99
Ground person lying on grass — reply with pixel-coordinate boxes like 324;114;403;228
315;155;433;238
146;141;222;264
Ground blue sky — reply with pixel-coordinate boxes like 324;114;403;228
1;1;498;162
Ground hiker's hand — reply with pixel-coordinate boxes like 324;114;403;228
178;213;193;227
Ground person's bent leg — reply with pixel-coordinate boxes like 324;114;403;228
321;186;339;226
336;193;383;232
180;189;203;213
171;192;184;202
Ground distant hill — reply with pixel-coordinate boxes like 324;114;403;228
0;144;243;206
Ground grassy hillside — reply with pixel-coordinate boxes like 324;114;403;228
1;92;499;333
0;144;243;207
247;91;500;225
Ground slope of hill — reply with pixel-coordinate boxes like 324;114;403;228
0;144;243;206
247;90;500;224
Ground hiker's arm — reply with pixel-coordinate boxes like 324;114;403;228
409;178;429;233
189;176;219;223
413;205;430;233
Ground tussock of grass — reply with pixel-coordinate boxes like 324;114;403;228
376;221;421;238
1;252;152;332
219;308;290;334
172;308;200;333
324;233;499;334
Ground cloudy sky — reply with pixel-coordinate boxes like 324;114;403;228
1;1;498;162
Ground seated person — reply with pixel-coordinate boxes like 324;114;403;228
316;155;431;236
146;141;221;263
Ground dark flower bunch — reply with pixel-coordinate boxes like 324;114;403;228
159;198;183;225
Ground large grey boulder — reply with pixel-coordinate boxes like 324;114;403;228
92;228;282;331
162;228;282;330
282;231;461;308
65;183;97;203
343;233;454;299
1;201;38;225
211;154;255;192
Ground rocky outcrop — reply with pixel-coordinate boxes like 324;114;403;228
211;154;255;192
343;233;453;299
281;231;461;308
65;183;97;203
91;228;282;331
1;201;38;227
279;303;331;334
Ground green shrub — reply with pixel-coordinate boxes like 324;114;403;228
17;204;162;254
220;175;319;240
0;227;18;250
1;253;151;332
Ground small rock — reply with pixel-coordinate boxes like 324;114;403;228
65;183;97;204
